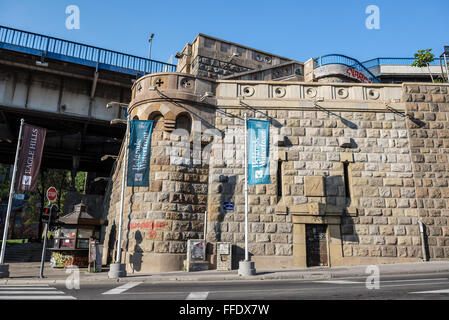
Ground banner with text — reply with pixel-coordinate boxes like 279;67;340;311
247;119;270;185
16;124;47;192
127;120;153;187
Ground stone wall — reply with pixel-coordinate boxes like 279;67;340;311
192;56;251;79
101;72;449;273
206;105;428;268
404;83;449;259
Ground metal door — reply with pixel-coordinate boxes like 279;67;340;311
306;224;328;267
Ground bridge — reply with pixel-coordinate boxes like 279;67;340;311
0;25;176;176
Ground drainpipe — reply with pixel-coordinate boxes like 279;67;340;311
418;219;428;261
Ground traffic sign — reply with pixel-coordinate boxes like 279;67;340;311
223;202;234;211
46;187;57;202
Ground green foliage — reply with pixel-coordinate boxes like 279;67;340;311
411;49;435;68
0;164;87;235
0;164;11;203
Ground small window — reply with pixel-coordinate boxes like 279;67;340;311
176;114;192;135
204;38;215;48
343;162;351;200
77;239;89;249
277;160;283;201
220;43;230;53
77;228;93;239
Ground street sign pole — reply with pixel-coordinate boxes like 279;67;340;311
39;187;57;278
39;201;52;278
0;119;24;278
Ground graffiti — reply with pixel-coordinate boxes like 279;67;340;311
129;221;165;230
345;67;372;83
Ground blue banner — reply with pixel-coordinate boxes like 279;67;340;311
127;120;153;187
247;119;270;185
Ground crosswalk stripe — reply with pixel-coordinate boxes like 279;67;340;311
410;289;449;294
186;292;209;300
0;291;65;294
102;282;142;295
0;285;76;300
0;296;76;300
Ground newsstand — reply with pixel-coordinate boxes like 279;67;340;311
49;202;105;268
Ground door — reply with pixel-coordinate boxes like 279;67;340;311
306;224;328;267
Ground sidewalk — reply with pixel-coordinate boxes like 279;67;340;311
1;261;449;285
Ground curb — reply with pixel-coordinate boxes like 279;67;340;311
2;264;449;285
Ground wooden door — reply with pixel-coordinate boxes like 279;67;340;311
306;224;328;267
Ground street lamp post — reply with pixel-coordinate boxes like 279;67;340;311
149;33;155;60
238;113;256;276
107;103;129;279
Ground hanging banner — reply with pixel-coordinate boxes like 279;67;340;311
247;119;270;185
127;120;153;187
16;124;47;192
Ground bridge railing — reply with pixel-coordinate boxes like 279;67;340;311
314;54;381;83
0;25;176;75
362;57;441;69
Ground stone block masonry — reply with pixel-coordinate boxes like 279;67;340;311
101;72;449;273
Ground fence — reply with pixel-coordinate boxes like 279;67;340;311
0;25;176;76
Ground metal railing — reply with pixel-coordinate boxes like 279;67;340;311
362;57;441;69
0;25;176;75
314;54;381;83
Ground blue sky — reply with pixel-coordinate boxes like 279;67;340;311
1;0;448;64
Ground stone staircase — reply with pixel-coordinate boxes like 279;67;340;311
3;243;51;262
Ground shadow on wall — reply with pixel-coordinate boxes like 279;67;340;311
129;230;143;273
324;175;360;249
214;175;237;244
106;222;116;265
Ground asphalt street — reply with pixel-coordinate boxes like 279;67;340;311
1;272;448;300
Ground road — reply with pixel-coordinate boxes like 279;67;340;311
1;272;448;300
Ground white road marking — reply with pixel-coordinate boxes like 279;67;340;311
380;278;448;283
410;289;449;294
316;280;361;284
186;292;209;300
0;285;76;300
0;287;56;290
0;295;76;300
0;291;65;294
102;282;142;295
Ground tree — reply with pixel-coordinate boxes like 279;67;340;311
412;49;435;83
0;163;86;240
0;164;11;203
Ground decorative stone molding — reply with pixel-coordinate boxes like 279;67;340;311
273;86;286;98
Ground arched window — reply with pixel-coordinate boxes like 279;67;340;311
175;114;192;135
149;113;164;131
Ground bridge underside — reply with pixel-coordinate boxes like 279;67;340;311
0;49;132;175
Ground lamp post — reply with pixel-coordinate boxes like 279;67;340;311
238;113;256;276
148;33;155;60
107;103;129;279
